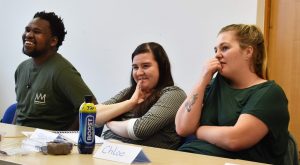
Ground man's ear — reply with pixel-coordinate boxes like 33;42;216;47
50;36;58;47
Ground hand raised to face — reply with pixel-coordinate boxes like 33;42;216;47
130;80;145;105
200;57;222;83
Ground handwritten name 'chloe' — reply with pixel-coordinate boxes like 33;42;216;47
101;145;126;157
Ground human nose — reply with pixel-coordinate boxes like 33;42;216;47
24;30;33;38
215;50;222;60
136;68;145;76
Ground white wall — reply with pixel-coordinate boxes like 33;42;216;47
0;0;258;117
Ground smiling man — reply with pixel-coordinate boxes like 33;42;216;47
14;11;96;130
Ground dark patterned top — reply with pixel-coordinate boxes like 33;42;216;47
103;86;186;149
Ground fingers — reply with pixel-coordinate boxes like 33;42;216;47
136;80;145;104
200;58;222;83
137;98;144;104
203;58;221;74
137;80;142;89
130;80;145;104
210;58;222;71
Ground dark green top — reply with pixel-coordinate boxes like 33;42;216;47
179;74;289;165
15;53;96;130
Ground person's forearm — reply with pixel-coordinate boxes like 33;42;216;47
196;125;247;151
196;126;230;149
96;100;136;125
106;120;130;138
175;82;207;136
197;114;269;152
176;57;222;136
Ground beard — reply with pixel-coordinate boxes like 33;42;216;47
22;47;45;58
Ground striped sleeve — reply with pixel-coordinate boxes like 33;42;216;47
130;86;186;140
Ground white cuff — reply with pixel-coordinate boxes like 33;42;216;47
127;118;141;140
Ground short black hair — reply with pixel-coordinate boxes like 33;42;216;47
34;11;67;50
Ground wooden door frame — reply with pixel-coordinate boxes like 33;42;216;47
264;0;271;50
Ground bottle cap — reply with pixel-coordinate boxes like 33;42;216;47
84;95;93;103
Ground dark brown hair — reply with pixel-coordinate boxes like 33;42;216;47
118;42;174;117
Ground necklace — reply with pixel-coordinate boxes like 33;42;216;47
26;70;32;89
26;64;39;89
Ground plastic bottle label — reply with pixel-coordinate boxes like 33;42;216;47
84;115;95;143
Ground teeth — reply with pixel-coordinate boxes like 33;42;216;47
25;41;34;45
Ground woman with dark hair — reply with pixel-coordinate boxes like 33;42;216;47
96;42;186;149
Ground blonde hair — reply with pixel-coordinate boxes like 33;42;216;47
219;24;268;79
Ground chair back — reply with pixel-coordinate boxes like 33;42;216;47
1;103;17;124
284;132;299;165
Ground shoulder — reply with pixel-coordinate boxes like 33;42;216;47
15;59;32;75
159;86;187;101
255;80;288;102
243;80;289;122
47;53;80;76
116;87;131;96
161;86;186;95
102;87;131;104
51;53;76;69
267;81;286;95
16;59;32;69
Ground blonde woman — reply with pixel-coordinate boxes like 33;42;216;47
175;24;289;164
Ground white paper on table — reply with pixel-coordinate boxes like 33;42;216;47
20;129;59;152
29;129;59;142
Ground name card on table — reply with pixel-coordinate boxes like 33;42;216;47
93;141;150;164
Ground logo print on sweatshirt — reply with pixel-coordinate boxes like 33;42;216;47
34;93;46;104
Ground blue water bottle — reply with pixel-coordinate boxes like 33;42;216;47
78;95;96;154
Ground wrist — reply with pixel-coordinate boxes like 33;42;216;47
126;99;138;109
194;78;209;92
